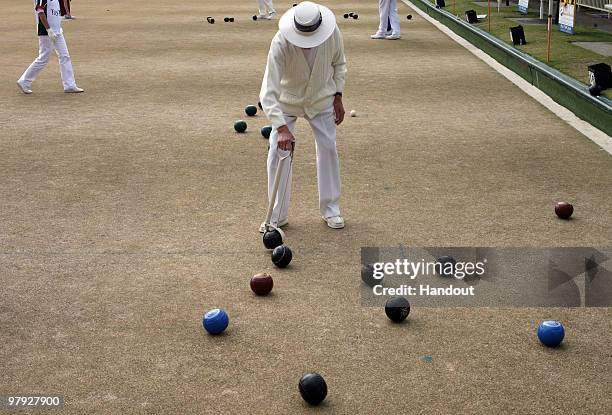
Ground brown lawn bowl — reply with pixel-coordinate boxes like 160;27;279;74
555;201;574;220
250;272;274;296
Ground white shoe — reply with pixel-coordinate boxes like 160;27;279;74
385;30;392;36
267;11;277;19
259;218;288;233
64;86;84;93
17;80;32;94
256;13;269;19
63;15;75;20
385;34;401;40
370;33;386;39
323;216;345;229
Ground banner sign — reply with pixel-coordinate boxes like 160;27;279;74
517;0;529;14
559;0;576;34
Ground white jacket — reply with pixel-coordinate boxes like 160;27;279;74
260;26;347;128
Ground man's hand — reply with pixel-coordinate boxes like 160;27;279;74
47;28;58;43
333;95;345;125
277;125;295;151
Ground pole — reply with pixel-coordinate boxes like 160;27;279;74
549;0;554;18
488;0;491;32
547;14;552;62
548;0;554;62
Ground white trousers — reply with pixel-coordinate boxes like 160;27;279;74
19;34;77;90
377;0;400;35
257;0;275;14
267;106;341;223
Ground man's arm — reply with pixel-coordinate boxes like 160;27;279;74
331;27;347;95
260;34;294;150
332;27;347;125
37;11;50;30
35;1;50;29
259;34;287;130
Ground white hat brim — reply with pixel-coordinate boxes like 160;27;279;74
278;5;336;48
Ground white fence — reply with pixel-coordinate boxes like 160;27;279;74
577;0;611;12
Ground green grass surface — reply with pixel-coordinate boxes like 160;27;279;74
430;0;612;97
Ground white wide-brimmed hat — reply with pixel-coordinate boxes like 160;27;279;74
279;2;336;48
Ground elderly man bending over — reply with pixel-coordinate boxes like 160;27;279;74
259;1;347;232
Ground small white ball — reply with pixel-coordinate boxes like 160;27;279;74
350;110;357;117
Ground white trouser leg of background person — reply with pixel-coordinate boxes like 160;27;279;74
257;0;276;17
388;0;401;37
375;0;392;36
267;106;341;226
19;34;77;91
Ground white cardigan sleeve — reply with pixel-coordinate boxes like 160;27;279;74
260;33;287;129
332;27;347;93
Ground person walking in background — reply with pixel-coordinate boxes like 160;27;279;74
256;0;276;20
61;0;74;19
259;1;347;230
17;0;84;94
371;0;401;39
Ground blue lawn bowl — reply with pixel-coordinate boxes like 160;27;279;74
537;320;565;347
203;308;229;335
